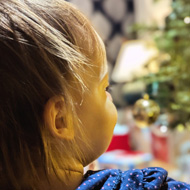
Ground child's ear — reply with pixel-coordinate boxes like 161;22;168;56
43;96;74;140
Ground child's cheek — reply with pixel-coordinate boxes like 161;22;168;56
106;91;113;102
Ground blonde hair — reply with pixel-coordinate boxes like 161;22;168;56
0;0;105;189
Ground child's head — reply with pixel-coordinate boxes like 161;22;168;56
0;0;117;189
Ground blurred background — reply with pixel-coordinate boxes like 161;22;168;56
67;0;190;182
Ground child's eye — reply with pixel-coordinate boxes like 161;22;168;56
105;85;112;93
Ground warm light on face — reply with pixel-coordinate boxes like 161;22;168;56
74;30;117;166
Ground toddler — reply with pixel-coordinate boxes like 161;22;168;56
0;0;189;189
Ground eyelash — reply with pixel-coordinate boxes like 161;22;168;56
105;85;112;92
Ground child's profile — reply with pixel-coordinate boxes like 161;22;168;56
0;0;189;189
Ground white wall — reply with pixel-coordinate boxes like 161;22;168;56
134;0;172;28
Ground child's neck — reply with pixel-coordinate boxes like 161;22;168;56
38;164;84;190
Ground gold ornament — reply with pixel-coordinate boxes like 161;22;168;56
133;94;160;128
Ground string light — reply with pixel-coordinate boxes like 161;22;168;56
160;125;168;133
184;16;190;24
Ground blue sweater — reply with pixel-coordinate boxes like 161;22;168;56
77;167;190;190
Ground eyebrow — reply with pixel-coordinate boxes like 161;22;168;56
101;73;108;82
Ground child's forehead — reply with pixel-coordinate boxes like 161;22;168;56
99;58;108;81
95;33;108;80
93;50;108;82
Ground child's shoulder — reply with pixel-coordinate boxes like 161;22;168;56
77;167;190;190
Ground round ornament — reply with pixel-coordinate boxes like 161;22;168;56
133;94;160;128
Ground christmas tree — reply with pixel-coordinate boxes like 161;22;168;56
142;0;190;128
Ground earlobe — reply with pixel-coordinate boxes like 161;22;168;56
43;96;74;140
